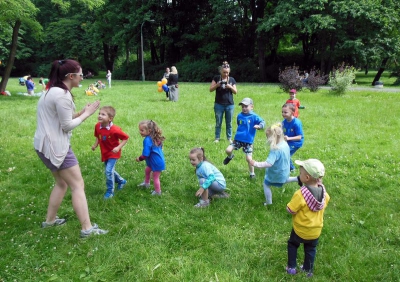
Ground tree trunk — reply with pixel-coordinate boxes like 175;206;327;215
103;42;118;72
372;57;389;86
0;20;21;93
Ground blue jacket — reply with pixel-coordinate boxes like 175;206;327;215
234;111;265;144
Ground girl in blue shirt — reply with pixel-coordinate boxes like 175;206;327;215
251;123;299;205
136;120;166;196
189;147;229;208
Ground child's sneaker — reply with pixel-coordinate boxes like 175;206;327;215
151;190;162;196
41;216;66;228
117;179;127;190
212;191;230;199
223;154;234;165
300;265;313;277
104;191;114;199
194;199;210;208
137;182;150;188
249;173;256;179
286;266;297;275
80;223;108;238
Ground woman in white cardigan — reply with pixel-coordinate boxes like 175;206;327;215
34;59;107;238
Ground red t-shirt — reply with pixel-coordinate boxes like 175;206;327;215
94;122;129;162
286;98;301;118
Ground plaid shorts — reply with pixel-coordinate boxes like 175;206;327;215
231;140;253;155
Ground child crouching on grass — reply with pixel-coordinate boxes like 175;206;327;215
92;106;129;199
286;159;330;277
189;147;229;208
251;123;299;206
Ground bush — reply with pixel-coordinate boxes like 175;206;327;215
305;69;328;92
278;65;303;92
329;63;356;95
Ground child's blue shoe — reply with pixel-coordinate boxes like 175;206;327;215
104;192;114;199
117;179;127;190
286;266;297;275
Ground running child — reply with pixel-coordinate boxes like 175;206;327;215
223;97;265;178
282;103;304;172
136;120;165;195
286;159;330;277
189;147;229;208
251;123;298;205
92;106;129;199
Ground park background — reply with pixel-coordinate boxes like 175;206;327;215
1;0;400;92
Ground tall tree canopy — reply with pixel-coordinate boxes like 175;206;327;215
1;0;400;86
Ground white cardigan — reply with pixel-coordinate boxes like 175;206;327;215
34;87;82;168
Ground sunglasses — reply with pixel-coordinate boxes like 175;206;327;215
222;64;230;69
65;73;83;77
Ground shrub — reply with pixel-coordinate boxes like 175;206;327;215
329;63;356;95
278;65;303;92
305;68;328;92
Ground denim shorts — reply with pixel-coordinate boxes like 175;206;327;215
36;147;78;172
232;141;253;155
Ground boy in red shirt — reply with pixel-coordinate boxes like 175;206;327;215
92;106;129;199
286;89;301;118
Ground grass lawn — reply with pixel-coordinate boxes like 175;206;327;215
0;77;399;281
354;70;398;87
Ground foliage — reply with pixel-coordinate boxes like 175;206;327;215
278;65;303;92
305;69;328;92
1;81;400;281
329;63;356;95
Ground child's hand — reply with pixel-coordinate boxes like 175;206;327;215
254;125;261;129
195;187;205;197
135;157;141;162
112;147;120;153
91;145;97;151
250;160;256;166
284;135;288;141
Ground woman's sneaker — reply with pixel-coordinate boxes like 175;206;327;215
194;199;210;208
41;216;66;228
80;223;108;238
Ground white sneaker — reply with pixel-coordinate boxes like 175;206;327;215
80;223;108;238
137;182;150;188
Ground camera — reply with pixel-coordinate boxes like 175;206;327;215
220;80;227;89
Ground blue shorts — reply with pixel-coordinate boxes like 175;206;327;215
232;140;253;155
36;147;78;172
264;180;284;187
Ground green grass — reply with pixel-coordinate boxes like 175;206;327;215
1;79;399;281
354;70;398;87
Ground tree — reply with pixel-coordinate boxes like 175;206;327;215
0;0;41;92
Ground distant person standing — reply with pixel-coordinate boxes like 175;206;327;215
163;67;170;100
106;70;112;88
167;66;179;102
209;61;237;143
